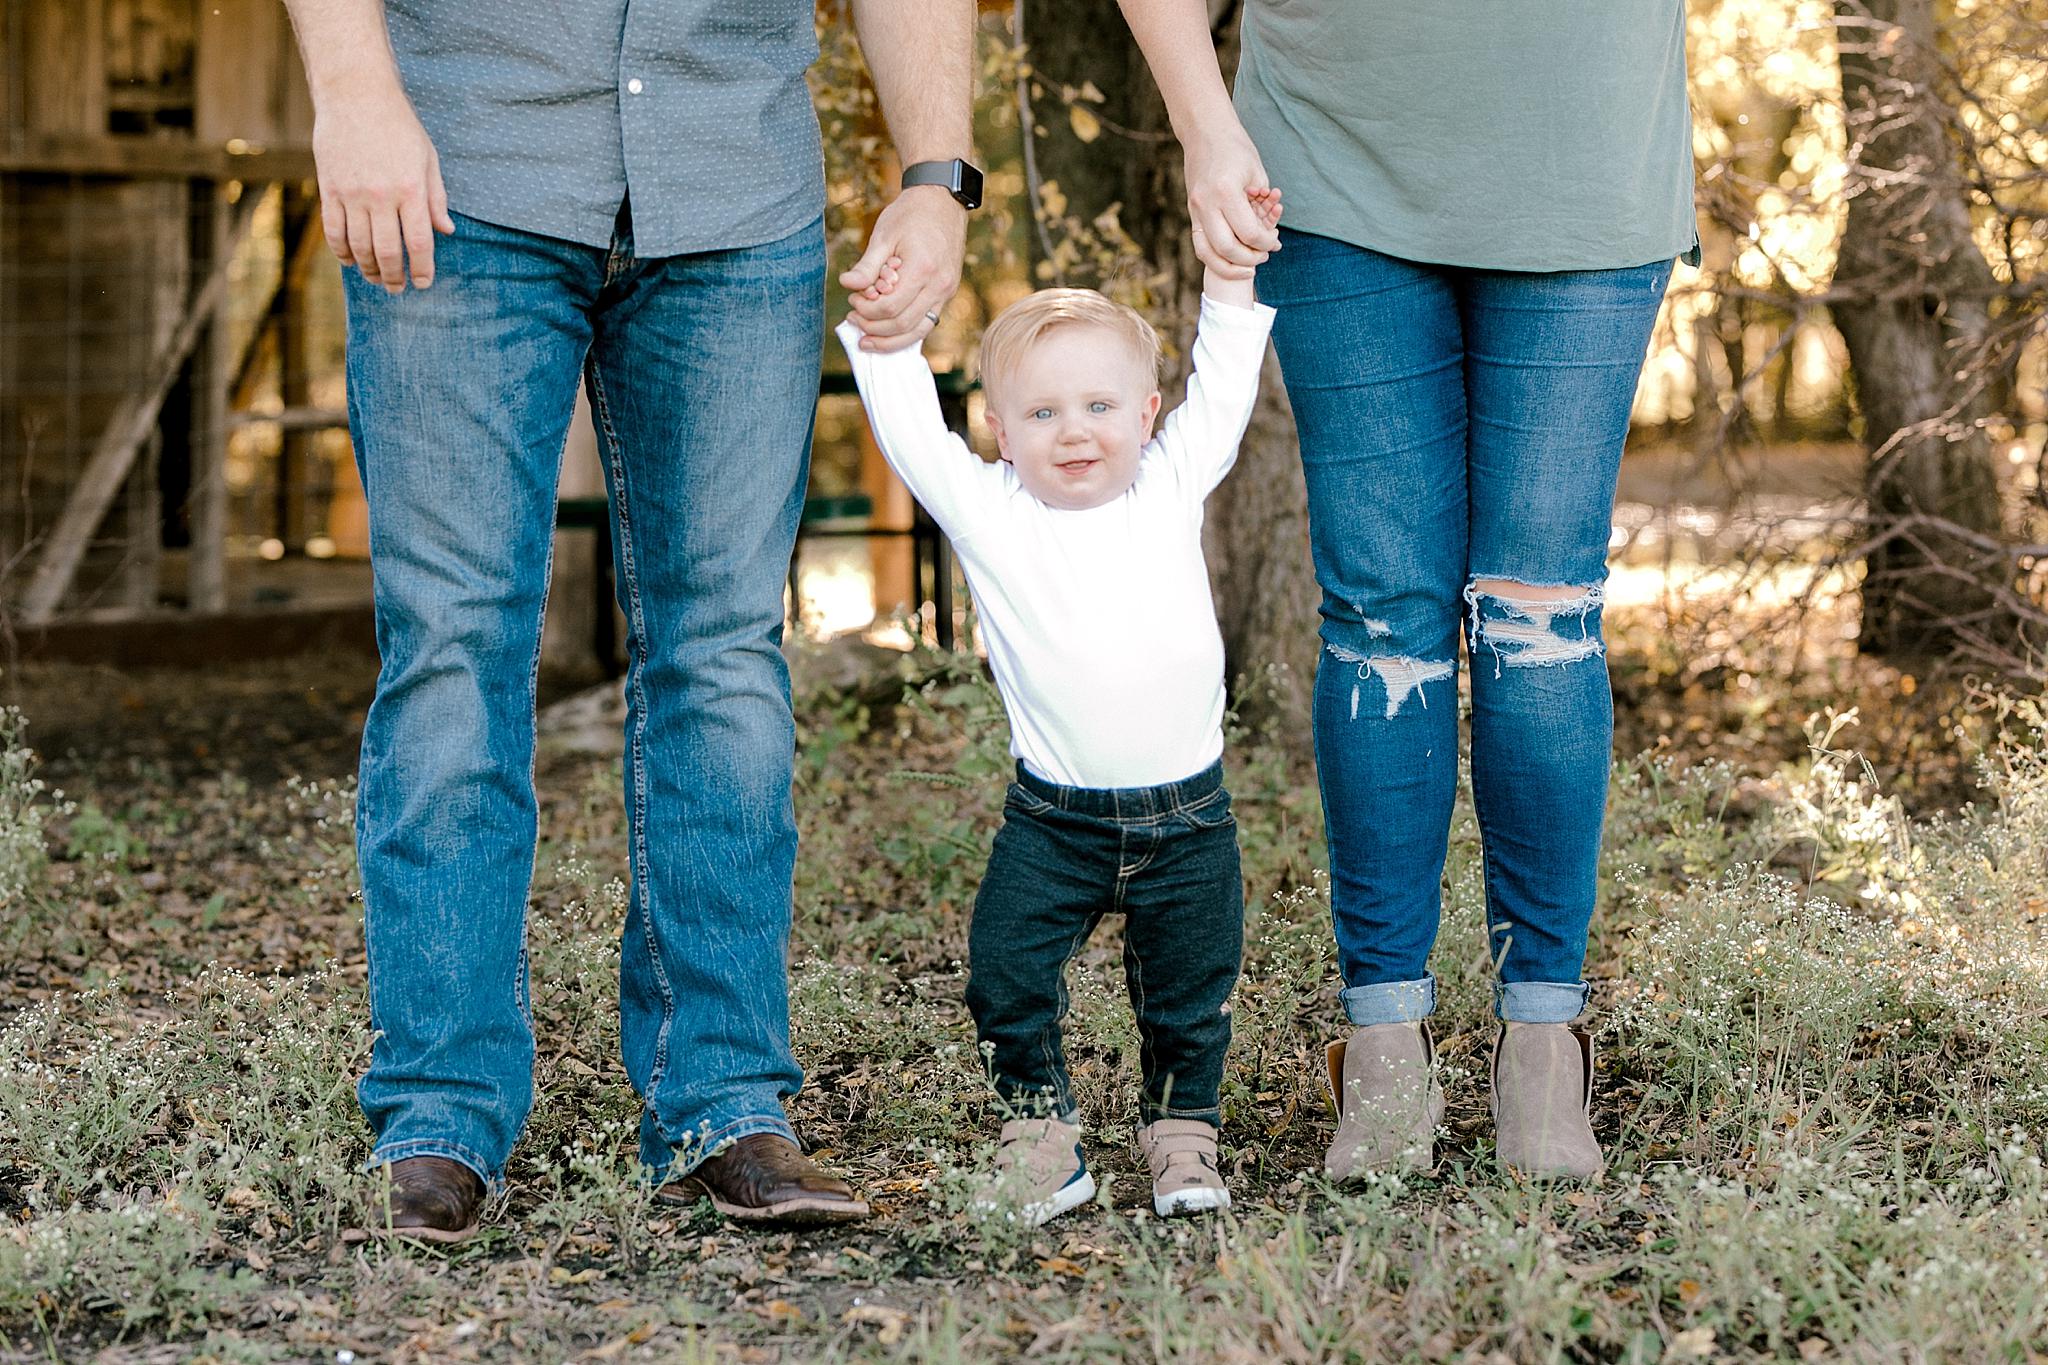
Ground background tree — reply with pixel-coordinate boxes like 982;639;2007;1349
1678;0;2046;675
1830;0;2035;660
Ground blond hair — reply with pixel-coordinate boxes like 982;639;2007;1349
977;288;1160;409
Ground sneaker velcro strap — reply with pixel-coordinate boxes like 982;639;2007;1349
1147;1133;1216;1159
1140;1130;1219;1183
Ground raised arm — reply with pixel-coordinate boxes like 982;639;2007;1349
833;321;992;539
1151;296;1277;498
841;0;975;352
1114;0;1279;274
282;0;454;292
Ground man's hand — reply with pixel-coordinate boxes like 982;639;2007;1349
1185;124;1280;275
313;83;455;293
840;186;966;352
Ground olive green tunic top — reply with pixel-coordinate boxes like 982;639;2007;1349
1234;0;1699;272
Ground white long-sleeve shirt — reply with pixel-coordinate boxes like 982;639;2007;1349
837;296;1277;790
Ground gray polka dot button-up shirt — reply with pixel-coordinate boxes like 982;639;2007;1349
385;0;825;257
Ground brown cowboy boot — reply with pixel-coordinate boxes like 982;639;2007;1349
345;1156;486;1244
657;1134;870;1225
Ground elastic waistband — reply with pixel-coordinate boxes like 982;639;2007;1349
1015;759;1224;821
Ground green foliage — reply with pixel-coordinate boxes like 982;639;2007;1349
4;677;2048;1360
0;705;57;914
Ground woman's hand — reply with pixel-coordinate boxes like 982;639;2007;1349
1185;122;1281;274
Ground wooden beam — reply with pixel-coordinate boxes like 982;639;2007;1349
17;3;105;137
227;405;348;433
0;133;315;182
122;427;163;611
19;189;257;623
186;182;236;614
230;193;329;408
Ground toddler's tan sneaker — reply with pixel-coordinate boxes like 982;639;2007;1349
973;1116;1095;1226
1137;1119;1231;1217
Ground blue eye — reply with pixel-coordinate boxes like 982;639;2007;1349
1089;401;1110;414
1031;408;1054;421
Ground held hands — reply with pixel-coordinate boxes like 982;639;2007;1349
1185;124;1281;277
1200;188;1282;307
312;83;455;293
840;185;967;351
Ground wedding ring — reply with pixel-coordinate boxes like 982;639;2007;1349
924;309;941;325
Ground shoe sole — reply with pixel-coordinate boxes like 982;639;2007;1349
973;1171;1097;1228
1154;1186;1230;1217
339;1221;478;1246
656;1181;871;1225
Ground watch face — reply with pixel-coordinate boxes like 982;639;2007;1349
955;161;984;210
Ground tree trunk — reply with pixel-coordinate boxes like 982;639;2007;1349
1023;0;1317;745
1831;0;2011;657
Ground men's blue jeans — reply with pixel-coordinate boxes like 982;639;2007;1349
1257;230;1671;1027
343;208;825;1185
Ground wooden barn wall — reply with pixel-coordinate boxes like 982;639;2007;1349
196;0;315;149
5;0;311;147
1;179;193;609
3;0;313;615
5;2;111;138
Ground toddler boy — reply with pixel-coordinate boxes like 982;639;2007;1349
836;196;1278;1223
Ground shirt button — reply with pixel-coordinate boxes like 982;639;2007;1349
626;78;644;94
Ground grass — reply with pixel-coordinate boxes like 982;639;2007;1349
1;629;2046;1363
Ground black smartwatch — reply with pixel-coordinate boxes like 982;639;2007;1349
901;158;984;210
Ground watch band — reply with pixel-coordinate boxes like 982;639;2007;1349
901;158;984;210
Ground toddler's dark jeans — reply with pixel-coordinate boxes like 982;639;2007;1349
965;759;1244;1127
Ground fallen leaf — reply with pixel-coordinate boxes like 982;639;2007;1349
1670;1325;1717;1358
844;1304;910;1346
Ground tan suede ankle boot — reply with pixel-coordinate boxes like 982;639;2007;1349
1323;1021;1444;1181
1490;1021;1603;1180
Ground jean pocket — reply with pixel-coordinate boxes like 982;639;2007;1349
1005;782;1057;817
1176;787;1235;830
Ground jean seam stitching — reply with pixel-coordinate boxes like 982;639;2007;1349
587;359;678;1106
505;380;579;1129
1125;914;1153;1117
1042;912;1099;1116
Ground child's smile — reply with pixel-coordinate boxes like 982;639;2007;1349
986;323;1163;511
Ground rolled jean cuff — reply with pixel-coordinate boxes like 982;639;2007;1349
1495;980;1591;1024
1339;974;1436;1026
